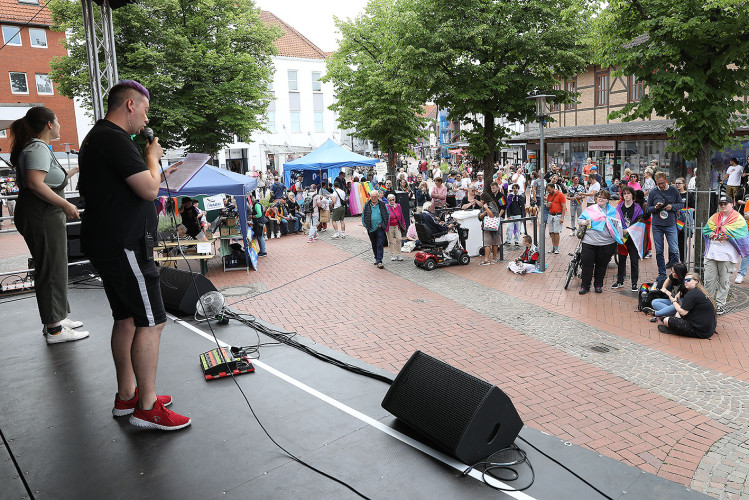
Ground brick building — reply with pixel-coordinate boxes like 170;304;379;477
509;65;749;183
0;0;79;157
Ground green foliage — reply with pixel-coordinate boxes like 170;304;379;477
324;0;427;176
48;0;279;157
595;0;749;161
399;0;591;181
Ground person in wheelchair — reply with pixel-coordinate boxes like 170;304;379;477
421;201;460;262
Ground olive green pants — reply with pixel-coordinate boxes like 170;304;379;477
14;189;70;325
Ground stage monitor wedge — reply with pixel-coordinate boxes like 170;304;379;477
382;351;523;465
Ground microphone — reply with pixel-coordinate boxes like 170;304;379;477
142;127;154;144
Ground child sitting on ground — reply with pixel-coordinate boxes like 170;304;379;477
508;235;538;274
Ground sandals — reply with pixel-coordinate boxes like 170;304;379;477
479;261;492;266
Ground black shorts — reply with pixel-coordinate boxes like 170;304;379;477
91;249;167;327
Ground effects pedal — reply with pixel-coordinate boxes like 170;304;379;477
199;346;255;380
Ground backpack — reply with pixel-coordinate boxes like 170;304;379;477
637;283;667;311
303;194;314;214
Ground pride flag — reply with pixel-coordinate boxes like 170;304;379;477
626;222;647;259
498;196;507;207
579;203;624;244
703;210;749;257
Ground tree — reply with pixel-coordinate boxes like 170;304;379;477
324;0;426;179
48;0;279;157
595;0;749;268
399;0;591;192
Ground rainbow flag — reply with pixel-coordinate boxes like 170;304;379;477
498;196;507;207
348;182;368;216
676;219;685;230
703;210;749;257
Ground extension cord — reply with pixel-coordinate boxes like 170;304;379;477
1;280;34;292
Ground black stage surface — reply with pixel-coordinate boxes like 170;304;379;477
0;286;708;499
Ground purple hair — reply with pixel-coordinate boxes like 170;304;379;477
118;79;150;99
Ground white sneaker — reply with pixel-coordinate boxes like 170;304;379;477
276;233;281;238
391;256;397;261
340;233;346;239
46;326;89;344
736;274;745;284
332;232;339;239
269;233;274;239
43;318;84;335
396;255;403;261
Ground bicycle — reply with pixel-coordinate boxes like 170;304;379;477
564;225;586;290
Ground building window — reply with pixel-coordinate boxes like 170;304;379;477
550;83;561;111
311;72;322;92
288;70;298;91
290;112;300;132
595;70;609;107
35;74;53;95
313;93;323;132
266;99;276;133
28;28;47;48
18;0;40;4
566;80;576;110
9;72;29;94
2;26;22;46
0;130;6;138
629;75;644;102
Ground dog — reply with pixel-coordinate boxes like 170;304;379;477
525;205;539;217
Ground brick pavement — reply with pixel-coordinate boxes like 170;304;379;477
2;212;749;498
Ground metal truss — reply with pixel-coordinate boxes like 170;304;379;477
80;0;119;121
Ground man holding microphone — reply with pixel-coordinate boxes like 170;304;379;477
79;80;190;431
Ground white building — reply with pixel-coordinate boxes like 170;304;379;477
218;11;341;178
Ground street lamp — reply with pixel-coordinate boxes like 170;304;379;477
526;91;555;272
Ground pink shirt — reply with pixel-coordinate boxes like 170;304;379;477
431;185;447;207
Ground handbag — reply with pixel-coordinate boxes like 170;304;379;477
320;209;331;223
483;216;500;232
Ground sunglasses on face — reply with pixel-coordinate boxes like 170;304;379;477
684;278;693;283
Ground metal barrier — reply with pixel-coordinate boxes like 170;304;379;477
497;216;539;261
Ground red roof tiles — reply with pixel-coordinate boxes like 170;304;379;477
0;0;51;26
259;10;327;60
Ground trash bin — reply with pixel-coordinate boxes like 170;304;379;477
451;209;482;257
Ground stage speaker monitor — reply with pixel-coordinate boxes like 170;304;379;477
381;351;523;465
158;267;218;316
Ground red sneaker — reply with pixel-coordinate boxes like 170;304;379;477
112;387;173;417
129;399;191;431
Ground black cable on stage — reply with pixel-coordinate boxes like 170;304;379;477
0;425;36;500
516;435;614;500
462;444;534;492
226;310;395;385
160;161;372;499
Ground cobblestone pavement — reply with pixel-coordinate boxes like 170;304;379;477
3;214;749;499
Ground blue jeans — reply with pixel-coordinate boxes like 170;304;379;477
739;256;749;277
368;228;385;263
651;297;675;317
651;224;679;279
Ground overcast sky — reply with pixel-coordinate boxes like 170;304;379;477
253;0;370;53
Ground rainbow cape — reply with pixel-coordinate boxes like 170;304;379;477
579;203;624;244
702;210;749;258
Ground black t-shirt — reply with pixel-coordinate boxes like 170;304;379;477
681;288;716;336
621;203;635;227
79;119;155;257
181;206;201;237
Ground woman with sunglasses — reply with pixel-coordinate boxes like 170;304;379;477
659;274;717;338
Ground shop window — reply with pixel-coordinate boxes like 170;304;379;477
595;70;609;106
566;80;576;110
629;75;644;102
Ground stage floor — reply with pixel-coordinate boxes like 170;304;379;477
0;285;708;499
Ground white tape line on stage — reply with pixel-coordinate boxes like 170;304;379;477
170;315;537;499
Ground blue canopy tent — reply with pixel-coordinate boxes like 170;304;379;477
158;165;257;267
282;139;378;188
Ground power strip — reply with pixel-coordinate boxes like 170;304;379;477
1;280;35;292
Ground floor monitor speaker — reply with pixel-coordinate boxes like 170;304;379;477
382;351;523;464
158;266;218;316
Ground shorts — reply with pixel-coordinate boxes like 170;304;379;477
331;206;345;221
91;248;167;327
483;230;501;246
548;214;563;234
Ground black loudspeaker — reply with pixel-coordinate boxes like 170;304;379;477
395;191;411;225
382;351;523;464
158;267;218;315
